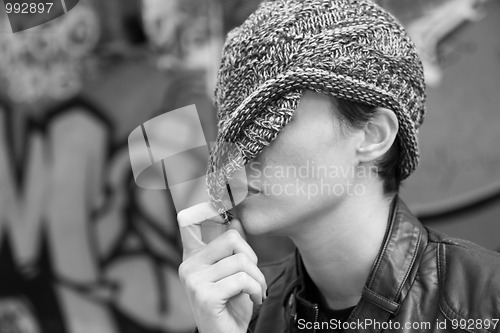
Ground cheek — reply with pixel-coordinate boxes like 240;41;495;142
249;130;356;197
237;113;358;232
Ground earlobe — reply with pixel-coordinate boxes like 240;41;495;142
356;108;399;164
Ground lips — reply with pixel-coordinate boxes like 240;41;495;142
247;185;261;196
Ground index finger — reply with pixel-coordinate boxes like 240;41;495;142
177;202;225;258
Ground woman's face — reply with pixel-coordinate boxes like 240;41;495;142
236;91;365;236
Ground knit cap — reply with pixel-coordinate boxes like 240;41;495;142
208;0;426;220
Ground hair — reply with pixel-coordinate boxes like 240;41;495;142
330;96;401;195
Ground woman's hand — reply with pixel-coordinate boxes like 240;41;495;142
178;203;267;333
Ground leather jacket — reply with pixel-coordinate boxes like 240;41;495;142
193;198;500;332
248;198;500;332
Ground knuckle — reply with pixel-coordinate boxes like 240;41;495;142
249;252;258;265
235;252;249;265
225;229;241;244
234;271;250;284
241;251;258;265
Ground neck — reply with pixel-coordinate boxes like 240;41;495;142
289;190;394;310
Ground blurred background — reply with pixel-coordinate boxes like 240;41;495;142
0;0;499;332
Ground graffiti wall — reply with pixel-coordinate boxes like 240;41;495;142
0;98;196;333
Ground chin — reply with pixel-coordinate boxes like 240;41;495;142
236;202;292;237
238;210;271;235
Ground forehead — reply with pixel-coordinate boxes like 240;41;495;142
290;91;342;131
256;91;345;157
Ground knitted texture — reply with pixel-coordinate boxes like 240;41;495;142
208;0;426;220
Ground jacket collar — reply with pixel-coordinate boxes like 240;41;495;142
283;197;428;332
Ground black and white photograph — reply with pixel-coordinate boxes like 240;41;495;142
0;0;499;332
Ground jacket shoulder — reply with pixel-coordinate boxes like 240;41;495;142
428;228;500;325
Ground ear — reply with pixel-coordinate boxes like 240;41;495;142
356;108;398;164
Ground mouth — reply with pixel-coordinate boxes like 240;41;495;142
247;185;261;196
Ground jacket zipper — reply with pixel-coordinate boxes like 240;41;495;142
312;304;318;333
